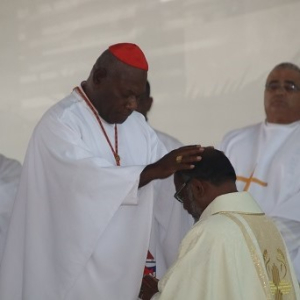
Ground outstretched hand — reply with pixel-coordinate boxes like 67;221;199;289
139;145;204;187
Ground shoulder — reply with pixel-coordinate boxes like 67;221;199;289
33;92;89;135
200;214;245;237
223;123;261;141
181;214;245;252
219;123;262;150
42;92;83;122
154;130;183;151
0;154;22;179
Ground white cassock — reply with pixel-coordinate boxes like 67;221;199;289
0;154;21;263
152;192;300;300
219;121;300;282
148;130;194;279
0;88;171;300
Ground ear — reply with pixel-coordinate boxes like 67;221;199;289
145;97;153;112
191;178;205;198
92;67;107;84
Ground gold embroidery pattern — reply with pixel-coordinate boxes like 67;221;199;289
219;212;271;300
264;249;292;299
213;211;265;216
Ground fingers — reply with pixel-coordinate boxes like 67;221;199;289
152;145;206;180
172;145;203;169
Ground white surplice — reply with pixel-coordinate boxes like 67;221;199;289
219;121;300;281
0;154;21;263
0;88;170;300
149;130;194;279
152;192;300;300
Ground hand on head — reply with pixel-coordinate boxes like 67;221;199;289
139;145;204;188
155;145;204;179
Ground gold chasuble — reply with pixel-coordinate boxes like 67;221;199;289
152;192;300;300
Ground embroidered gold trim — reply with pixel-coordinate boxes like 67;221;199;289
213;211;265;216
219;212;272;300
264;249;292;298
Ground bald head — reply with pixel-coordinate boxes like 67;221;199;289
271;62;300;74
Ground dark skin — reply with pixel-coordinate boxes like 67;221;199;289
83;63;147;124
139;145;203;187
139;175;237;299
83;53;203;187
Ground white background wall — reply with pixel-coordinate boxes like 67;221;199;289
1;0;300;162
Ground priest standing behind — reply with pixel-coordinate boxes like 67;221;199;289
136;80;194;280
219;62;300;283
0;43;203;300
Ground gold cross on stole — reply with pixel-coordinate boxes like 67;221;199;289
236;170;267;191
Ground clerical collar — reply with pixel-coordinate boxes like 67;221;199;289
200;192;263;222
264;120;300;129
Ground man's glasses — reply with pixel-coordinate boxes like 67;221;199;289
265;82;300;93
174;179;191;203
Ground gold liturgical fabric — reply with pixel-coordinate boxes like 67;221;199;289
152;192;300;300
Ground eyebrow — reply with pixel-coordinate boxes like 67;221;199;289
267;80;296;85
285;80;296;85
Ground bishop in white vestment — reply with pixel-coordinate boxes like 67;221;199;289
136;80;194;281
0;43;203;300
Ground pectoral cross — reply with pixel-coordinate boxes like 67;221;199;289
236;170;267;191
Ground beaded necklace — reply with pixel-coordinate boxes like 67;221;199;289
74;86;120;166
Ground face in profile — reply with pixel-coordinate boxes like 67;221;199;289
174;174;203;222
264;67;300;124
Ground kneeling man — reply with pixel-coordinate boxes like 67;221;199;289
140;148;300;300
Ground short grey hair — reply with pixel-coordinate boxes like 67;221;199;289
272;62;300;75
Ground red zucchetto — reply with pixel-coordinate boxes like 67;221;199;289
108;43;148;71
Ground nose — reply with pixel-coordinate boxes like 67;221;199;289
274;86;287;94
126;95;138;110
